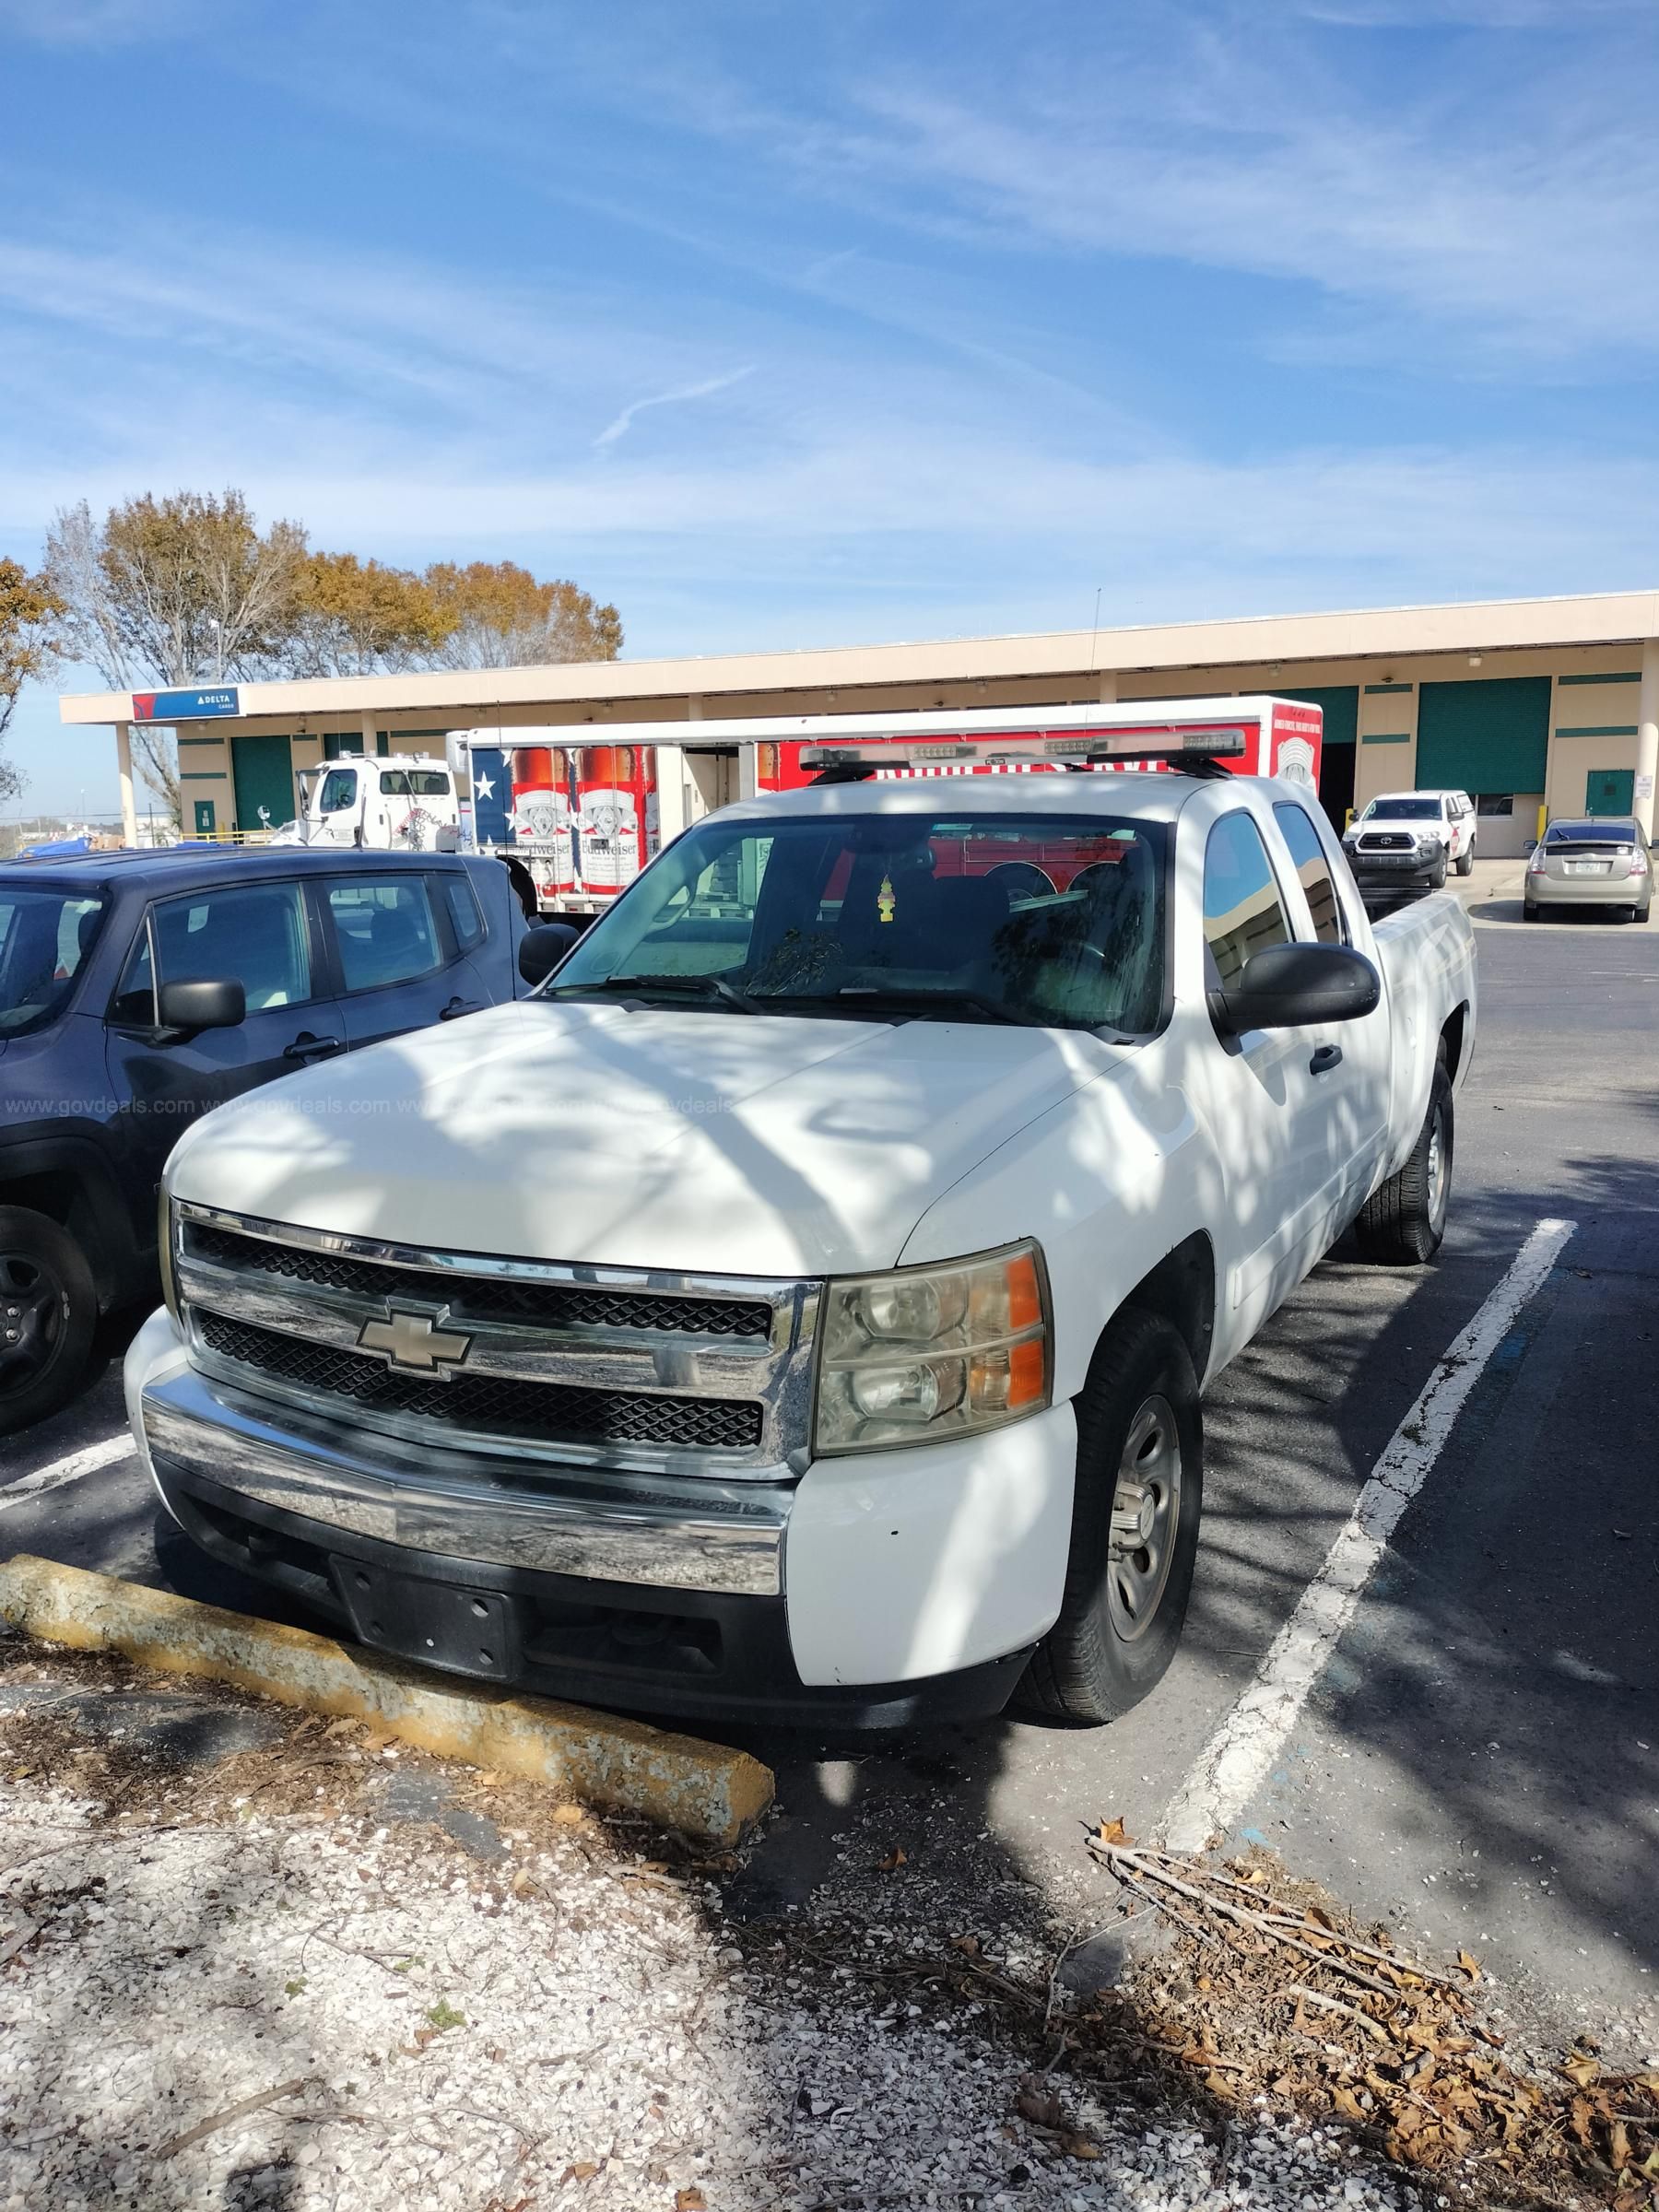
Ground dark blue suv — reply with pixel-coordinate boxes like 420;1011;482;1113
0;845;529;1433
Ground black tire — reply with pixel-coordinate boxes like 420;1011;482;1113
1018;1310;1203;1724
1428;853;1448;889
1455;844;1475;877
1524;900;1541;921
1638;903;1652;924
0;1207;98;1436
1355;1064;1453;1266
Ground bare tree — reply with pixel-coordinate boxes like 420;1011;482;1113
44;492;307;818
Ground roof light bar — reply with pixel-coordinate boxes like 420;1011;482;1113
800;724;1250;771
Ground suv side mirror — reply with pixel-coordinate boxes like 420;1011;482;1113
158;978;246;1032
1212;942;1380;1035
519;922;580;986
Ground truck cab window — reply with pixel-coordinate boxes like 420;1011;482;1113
1272;803;1347;945
1203;813;1291;988
318;769;359;815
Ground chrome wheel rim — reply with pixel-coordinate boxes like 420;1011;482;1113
1426;1107;1450;1232
1106;1394;1182;1642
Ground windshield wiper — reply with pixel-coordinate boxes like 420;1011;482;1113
548;972;760;1014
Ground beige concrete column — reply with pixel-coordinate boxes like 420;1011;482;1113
360;711;378;757
1637;639;1659;842
113;722;137;846
1096;671;1117;704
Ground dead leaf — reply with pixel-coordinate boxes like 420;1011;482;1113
1060;2134;1100;2160
675;2191;707;2211
324;1717;357;1739
1563;2055;1602;2089
1610;2121;1632;2171
1331;2087;1366;2121
1305;1905;1337;1932
475;1770;500;1786
1203;2069;1236;2101
949;1934;981;1957
1015;2077;1065;2129
560;2162;600;2184
551;1804;587;1827
877;1846;908;1873
1457;1948;1482;1982
1097;1816;1131;1846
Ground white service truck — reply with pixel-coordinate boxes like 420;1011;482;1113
126;706;1477;1729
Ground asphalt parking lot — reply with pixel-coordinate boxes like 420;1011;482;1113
6;863;1656;2059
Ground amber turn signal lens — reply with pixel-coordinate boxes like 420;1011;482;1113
1005;1252;1042;1333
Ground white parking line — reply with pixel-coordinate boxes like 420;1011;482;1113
0;1433;135;1512
1162;1215;1576;1853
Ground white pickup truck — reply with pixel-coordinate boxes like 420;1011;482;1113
126;718;1477;1730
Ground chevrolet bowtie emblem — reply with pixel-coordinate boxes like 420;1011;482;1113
356;1307;473;1377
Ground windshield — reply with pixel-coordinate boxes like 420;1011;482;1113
547;810;1168;1032
0;885;107;1037
1361;797;1441;822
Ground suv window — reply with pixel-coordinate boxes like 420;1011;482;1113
1203;813;1290;989
1272;804;1346;946
0;887;106;1037
113;880;312;1022
327;877;441;992
441;874;485;950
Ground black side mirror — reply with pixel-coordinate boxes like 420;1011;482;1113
518;922;580;986
158;978;246;1032
1212;942;1380;1036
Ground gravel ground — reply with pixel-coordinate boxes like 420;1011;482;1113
0;1711;1431;2212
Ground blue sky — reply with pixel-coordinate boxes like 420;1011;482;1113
3;0;1658;812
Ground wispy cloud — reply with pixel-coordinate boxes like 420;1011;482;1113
594;365;757;452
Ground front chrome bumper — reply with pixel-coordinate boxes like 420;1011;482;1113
139;1359;789;1599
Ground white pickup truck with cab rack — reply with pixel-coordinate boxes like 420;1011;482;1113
126;699;1477;1730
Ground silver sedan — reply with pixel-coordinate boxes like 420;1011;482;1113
1524;818;1653;923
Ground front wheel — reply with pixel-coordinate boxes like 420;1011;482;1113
1429;853;1448;889
1018;1310;1204;1724
1355;1063;1453;1266
0;1207;98;1436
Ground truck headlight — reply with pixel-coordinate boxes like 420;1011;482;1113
813;1241;1051;1454
158;1187;181;1325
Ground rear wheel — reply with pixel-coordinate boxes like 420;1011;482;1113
1524;900;1541;922
1355;1064;1453;1266
1455;843;1475;877
1018;1310;1204;1724
0;1207;98;1436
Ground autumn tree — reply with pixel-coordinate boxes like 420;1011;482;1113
283;552;453;677
422;561;622;668
0;559;65;803
43;491;307;816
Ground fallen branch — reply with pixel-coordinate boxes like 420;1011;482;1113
156;2075;313;2159
1285;1983;1390;2046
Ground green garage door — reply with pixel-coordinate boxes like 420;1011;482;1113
1280;686;1359;750
231;734;294;833
1416;677;1549;794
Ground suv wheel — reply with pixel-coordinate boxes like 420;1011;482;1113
0;1207;98;1436
1455;842;1475;877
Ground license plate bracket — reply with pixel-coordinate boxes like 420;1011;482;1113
332;1559;520;1682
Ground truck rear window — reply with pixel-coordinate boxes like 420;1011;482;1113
547;811;1168;1034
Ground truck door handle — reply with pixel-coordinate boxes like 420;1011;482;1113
284;1031;345;1063
1309;1043;1343;1076
439;996;483;1021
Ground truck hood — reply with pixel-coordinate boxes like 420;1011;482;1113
165;999;1120;1277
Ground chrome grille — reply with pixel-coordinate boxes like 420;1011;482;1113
195;1313;763;1451
183;1221;773;1339
173;1203;818;1477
